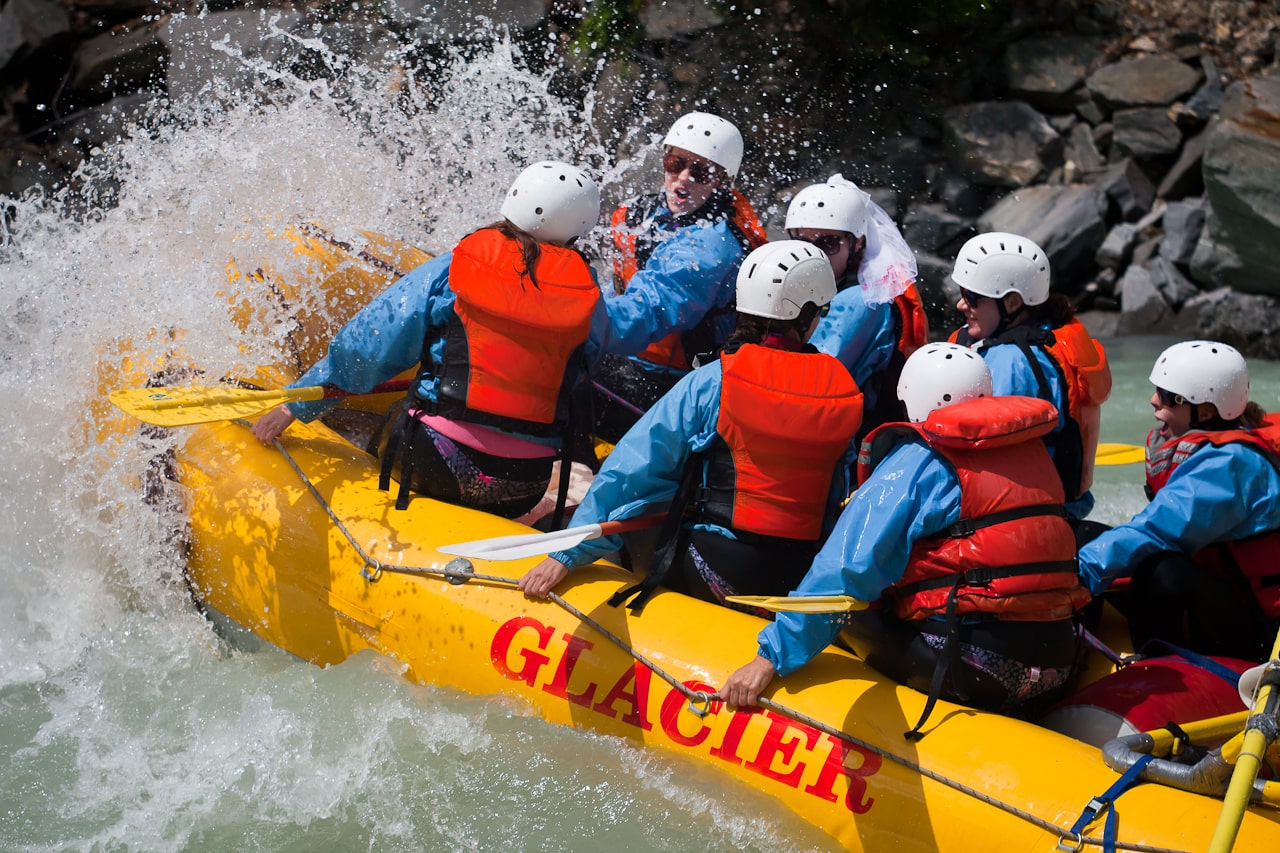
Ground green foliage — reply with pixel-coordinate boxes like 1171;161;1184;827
569;0;645;59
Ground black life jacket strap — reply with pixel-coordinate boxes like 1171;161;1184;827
943;503;1065;538
897;559;1078;597
607;457;699;614
904;576;964;741
377;399;418;511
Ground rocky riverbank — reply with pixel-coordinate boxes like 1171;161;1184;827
3;0;1279;354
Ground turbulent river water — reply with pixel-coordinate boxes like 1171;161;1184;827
2;24;1279;853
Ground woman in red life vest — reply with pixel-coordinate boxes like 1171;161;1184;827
251;161;605;520
519;241;864;614
785;174;928;439
720;343;1088;730
949;233;1111;526
591;111;767;448
1078;341;1280;660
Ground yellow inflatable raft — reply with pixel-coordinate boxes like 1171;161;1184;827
125;226;1280;851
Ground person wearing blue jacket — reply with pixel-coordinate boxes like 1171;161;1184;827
251;161;607;520
1078;340;1280;661
949;232;1112;525
591;111;767;447
785;174;928;439
719;343;1087;726
519;241;864;613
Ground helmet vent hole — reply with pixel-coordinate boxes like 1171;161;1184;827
558;175;566;182
534;206;544;215
943;393;953;402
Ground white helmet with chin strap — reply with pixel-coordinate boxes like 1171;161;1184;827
663;111;744;179
499;161;601;244
784;174;870;237
897;342;993;423
951;231;1051;305
1149;340;1250;421
735;240;835;321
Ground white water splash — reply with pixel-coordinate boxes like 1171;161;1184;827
0;23;826;851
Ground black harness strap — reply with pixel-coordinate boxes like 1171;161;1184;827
905;575;965;741
942;502;1065;538
607;458;700;614
898;559;1079;597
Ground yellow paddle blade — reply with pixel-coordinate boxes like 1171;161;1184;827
1096;442;1145;466
725;594;869;614
109;385;325;427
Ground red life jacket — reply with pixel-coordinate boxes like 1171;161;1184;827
426;229;599;435
697;344;864;541
610;190;766;371
892;285;929;361
858;396;1088;622
949;318;1111;499
1144;414;1280;617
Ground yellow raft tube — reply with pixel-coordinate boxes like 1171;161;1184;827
131;225;1280;851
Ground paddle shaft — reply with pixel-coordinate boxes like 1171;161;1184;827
111;378;413;426
1207;631;1280;852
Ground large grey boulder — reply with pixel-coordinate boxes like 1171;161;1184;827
942;101;1061;188
1001;35;1110;111
1115;264;1172;335
0;0;69;70
69;22;167;96
977;184;1108;287
1191;71;1280;298
1085;54;1202;111
1173;288;1280;358
1112;107;1183;159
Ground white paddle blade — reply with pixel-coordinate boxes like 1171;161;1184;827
437;523;605;561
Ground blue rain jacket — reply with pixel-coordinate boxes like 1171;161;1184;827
808;281;897;410
978;327;1094;519
754;437;962;677
285;251;608;440
603;219;746;371
550;360;850;568
1077;441;1280;595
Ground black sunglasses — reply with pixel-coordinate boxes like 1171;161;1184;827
959;287;989;304
662;151;721;185
809;234;849;256
1156;387;1188;407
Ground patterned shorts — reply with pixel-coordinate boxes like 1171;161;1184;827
920;631;1072;706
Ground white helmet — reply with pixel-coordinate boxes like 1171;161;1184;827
897;342;993;423
663;111;743;178
499;161;601;244
1149;340;1250;421
950;231;1050;306
735;240;836;321
784;174;870;237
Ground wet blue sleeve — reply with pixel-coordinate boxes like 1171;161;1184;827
809;291;896;392
1077;443;1280;594
755;439;963;676
286;253;454;421
551;363;724;567
602;223;742;356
